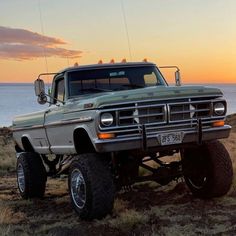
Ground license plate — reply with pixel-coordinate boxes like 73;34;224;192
159;132;183;146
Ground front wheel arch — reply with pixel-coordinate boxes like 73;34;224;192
21;136;34;152
73;128;95;154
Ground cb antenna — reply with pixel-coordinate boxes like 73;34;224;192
38;0;49;85
120;0;132;61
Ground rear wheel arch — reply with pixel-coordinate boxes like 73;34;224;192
73;128;95;154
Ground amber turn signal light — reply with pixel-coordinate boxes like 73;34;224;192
98;133;115;139
212;120;225;127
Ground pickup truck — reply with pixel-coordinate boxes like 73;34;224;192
12;61;233;220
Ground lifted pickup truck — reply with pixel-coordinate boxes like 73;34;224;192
13;61;233;220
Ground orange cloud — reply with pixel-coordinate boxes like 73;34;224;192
0;26;82;60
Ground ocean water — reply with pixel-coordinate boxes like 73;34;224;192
0;83;235;127
203;84;236;116
0;84;45;127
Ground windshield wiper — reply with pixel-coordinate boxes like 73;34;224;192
80;88;112;93
121;84;144;89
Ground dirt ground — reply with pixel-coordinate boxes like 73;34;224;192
1;174;236;236
0;114;236;236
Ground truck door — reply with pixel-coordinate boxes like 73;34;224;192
44;76;67;154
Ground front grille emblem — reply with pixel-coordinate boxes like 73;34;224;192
133;103;140;124
190;104;195;118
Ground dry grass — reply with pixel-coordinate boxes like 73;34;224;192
1;172;236;235
0;205;25;224
97;209;149;232
223;114;236;191
0;133;15;174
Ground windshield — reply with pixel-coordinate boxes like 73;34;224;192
67;65;166;97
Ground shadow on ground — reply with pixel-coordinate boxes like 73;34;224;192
1;174;236;236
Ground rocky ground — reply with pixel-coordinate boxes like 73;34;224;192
0;114;236;236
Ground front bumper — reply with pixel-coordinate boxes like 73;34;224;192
94;125;231;153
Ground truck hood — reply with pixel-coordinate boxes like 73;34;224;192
68;85;223;109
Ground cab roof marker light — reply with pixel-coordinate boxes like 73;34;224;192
121;58;127;63
98;60;103;64
74;62;79;67
143;58;148;62
110;59;115;64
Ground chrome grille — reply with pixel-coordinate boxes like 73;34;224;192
118;103;166;125
169;101;212;122
99;98;225;138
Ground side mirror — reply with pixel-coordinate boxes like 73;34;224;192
175;70;181;86
34;79;47;105
34;79;45;96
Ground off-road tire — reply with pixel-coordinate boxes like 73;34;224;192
16;152;47;199
182;140;233;198
68;153;115;220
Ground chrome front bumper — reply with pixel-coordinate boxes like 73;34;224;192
94;125;231;153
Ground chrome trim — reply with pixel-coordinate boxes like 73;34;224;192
61;117;93;122
119;112;165;120
100;103;166;112
98;96;224;109
46;117;93;128
115;110;119;126
99;116;223;131
170;108;210;115
168;116;225;124
13;117;93;131
13;124;44;132
63;109;95;115
163;104;168;125
167;103;170;124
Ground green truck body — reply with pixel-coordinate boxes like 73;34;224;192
12;62;233;220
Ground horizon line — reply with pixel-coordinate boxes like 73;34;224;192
0;82;236;85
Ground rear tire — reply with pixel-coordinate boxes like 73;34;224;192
68;153;115;220
182;140;233;198
16;152;47;199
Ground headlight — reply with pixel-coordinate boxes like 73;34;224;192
101;113;114;126
213;102;226;116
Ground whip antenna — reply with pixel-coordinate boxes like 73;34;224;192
38;0;49;84
120;0;132;61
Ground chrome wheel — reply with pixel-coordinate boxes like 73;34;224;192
188;176;207;189
17;163;25;192
70;168;86;209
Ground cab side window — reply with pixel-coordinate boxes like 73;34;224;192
55;78;65;103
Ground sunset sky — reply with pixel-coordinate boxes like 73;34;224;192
0;0;235;84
